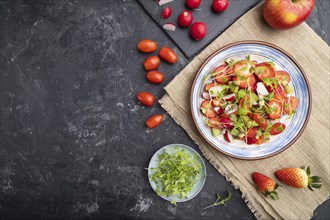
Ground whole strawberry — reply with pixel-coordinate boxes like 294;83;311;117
252;172;279;200
275;166;322;191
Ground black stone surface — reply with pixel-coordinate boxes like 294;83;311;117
0;0;329;220
138;0;260;58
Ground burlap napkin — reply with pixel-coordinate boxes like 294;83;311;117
159;4;329;220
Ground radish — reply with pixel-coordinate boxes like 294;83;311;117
223;93;235;101
213;106;223;115
223;130;232;143
219;117;234;129
212;0;228;13
178;11;193;27
190;21;207;40
158;0;174;6
224;104;238;115
163;23;176;31
161;6;172;19
202;92;210;100
256;82;269;96
247;137;257;145
185;0;201;9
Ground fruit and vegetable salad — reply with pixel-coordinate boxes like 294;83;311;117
200;55;298;145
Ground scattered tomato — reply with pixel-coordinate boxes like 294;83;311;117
190;21;207;40
144;56;160;70
146;71;164;84
158;46;178;64
270;123;286;135
137;39;157;53
267;100;283;120
161;6;172;19
146;114;163;128
178;11;193;27
212;0;228;13
185;0;201;9
137;92;155;106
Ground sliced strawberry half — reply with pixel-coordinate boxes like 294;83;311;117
283;96;298;115
276;70;291;86
254;63;275;81
201;100;217;118
204;82;216;92
233;60;255;77
208;117;223;129
270;123;286;135
232;75;256;89
213;64;232;84
267;100;283;120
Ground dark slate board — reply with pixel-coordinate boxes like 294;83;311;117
137;0;261;58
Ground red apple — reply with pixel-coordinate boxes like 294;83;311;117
263;0;314;30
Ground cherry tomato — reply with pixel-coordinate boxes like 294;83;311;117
136;92;155;106
251;114;268;130
158;46;178;64
270;123;286;135
276;70;291;86
212;0;228;13
144;56;160;70
146;114;163;128
185;0;201;9
201;100;217;118
213;64;232;84
190;21;207;40
137;39;157;53
267;100;283;120
146;71;164;84
283;96;298;115
161;6;172;19
178;11;193;27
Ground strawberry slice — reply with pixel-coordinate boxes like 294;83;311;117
201;100;217;118
232;75;256;89
252;172;279;199
233;60;255;77
254;63;275;81
213;64;232;84
276;71;291;86
247;127;258;138
251;114;268;130
204;82;216;92
275;166;322;190
283;96;298;115
267;100;283;120
270;123;286;135
208;117;223;129
273;84;287;102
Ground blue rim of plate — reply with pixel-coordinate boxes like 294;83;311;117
190;41;312;160
148;144;207;203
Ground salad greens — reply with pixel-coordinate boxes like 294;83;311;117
149;147;202;205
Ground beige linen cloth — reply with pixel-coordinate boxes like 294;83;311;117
159;4;329;220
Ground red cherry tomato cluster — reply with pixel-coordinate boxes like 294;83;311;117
160;0;228;40
136;39;178;129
